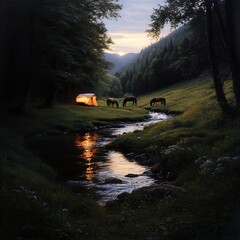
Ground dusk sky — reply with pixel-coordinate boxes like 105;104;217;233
104;0;170;55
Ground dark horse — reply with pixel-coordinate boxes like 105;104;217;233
150;97;166;106
107;98;119;108
123;96;137;107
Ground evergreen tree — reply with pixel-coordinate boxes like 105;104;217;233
147;0;238;115
0;0;121;111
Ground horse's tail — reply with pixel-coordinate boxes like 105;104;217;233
123;100;125;107
164;98;166;106
135;98;137;105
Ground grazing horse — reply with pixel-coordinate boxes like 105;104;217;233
107;98;119;108
123;96;137;107
150;97;166;106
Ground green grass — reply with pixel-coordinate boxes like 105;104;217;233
0;100;149;239
1;77;240;239
107;77;240;238
109;77;236;157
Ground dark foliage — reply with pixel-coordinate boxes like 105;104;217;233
0;0;121;111
117;25;211;95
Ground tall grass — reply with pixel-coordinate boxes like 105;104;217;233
106;77;240;239
1;77;240;239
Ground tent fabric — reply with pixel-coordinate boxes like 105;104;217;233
76;93;98;106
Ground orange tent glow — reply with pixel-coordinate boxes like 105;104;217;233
76;93;98;106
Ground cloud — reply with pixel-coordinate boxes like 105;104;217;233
105;0;160;33
106;32;158;54
104;0;169;54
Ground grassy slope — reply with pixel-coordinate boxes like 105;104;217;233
0;101;148;240
111;77;238;158
109;77;240;239
1;77;240;239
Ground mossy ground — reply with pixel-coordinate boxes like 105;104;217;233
1;77;240;239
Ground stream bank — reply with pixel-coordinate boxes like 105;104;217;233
28;112;172;205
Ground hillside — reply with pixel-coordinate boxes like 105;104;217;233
104;52;137;75
1;76;240;239
117;24;210;95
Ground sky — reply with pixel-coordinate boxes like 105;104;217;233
104;0;170;55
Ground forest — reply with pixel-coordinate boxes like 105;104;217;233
0;0;122;112
1;1;240;239
117;25;209;94
117;0;240;115
1;0;240;116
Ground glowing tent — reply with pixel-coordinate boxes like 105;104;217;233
76;93;98;106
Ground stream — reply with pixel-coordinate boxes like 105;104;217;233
29;112;171;205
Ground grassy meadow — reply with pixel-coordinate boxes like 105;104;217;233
1;76;240;239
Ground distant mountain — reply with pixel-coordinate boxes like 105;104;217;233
104;52;137;75
116;24;209;95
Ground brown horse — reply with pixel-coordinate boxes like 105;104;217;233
107;98;119;108
123;96;137;107
150;97;166;106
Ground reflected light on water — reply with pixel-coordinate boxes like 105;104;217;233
75;132;98;182
94;151;154;204
106;152;146;177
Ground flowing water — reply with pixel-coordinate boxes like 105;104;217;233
29;112;170;205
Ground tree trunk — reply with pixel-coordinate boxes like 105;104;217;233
213;0;228;53
41;81;58;108
18;76;32;114
205;0;232;115
17;1;36;114
225;0;240;107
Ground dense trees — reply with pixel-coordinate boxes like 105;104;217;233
115;0;240;111
147;0;240;115
1;0;238;114
117;25;210;95
97;74;123;97
0;0;121;112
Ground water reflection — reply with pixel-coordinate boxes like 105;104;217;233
71;112;171;204
31;112;171;204
104;152;147;177
94;151;155;204
75;132;98;182
111;112;170;135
